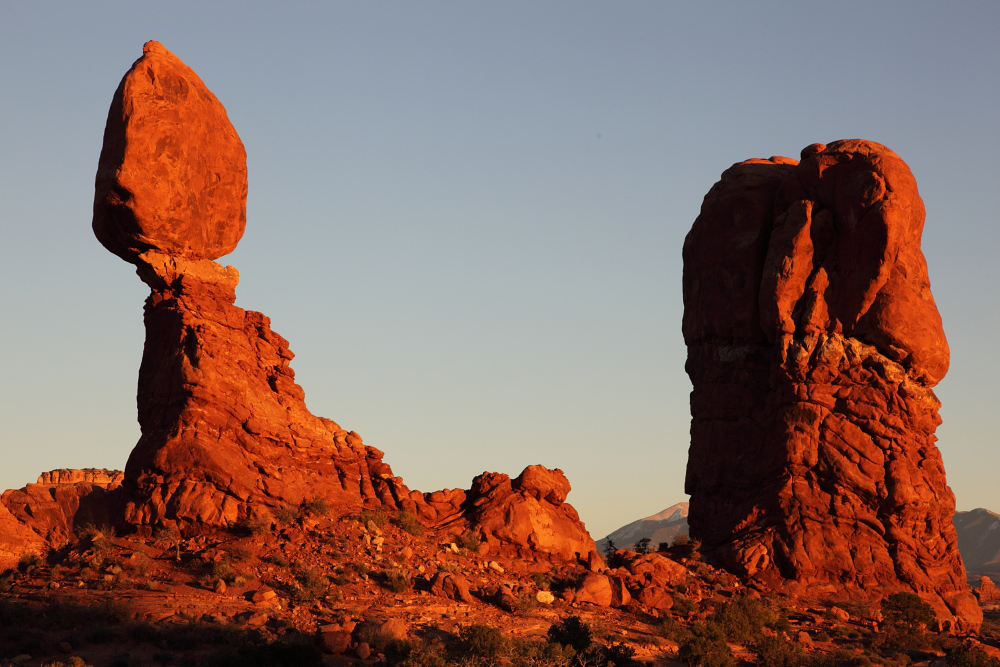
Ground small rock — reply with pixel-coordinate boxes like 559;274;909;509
252;587;277;603
356;642;372;660
830;606;850;622
215;579;227;594
49;581;60;590
797;631;813;647
400;546;414;561
319;630;352;654
536;590;556;604
59;642;73;653
449;543;459;554
488;561;504;573
12;656;32;665
379;618;408;641
246;612;269;627
366;520;383;536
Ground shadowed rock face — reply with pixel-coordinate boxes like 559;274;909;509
682;140;980;630
83;42;596;564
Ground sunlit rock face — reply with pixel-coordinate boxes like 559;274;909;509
90;42;598;566
682;140;980;630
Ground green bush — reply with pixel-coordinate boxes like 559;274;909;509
677;622;733;667
750;635;806;667
548;616;593;652
457;530;483;552
356;508;390;528
460;624;508;658
711;595;786;643
947;647;1000;667
301;496;331;517
383;568;412;593
882;592;936;629
393;510;425;536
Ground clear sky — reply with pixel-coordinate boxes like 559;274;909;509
1;2;997;540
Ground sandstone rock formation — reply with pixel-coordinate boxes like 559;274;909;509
85;41;595;564
682;140;979;629
0;468;123;568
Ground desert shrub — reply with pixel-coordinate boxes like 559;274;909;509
711;595;786;643
657;542;671;552
947;647;1000;667
18;553;42;574
262;553;289;567
393;510;425;536
531;572;553;591
294;566;329;601
270;505;298;525
601;641;638;667
461;624;508;658
672;593;697;617
633;537;651;554
654;617;691;643
982;610;1000;641
457;530;483;552
383;568;412;593
751;635;806;667
511;591;539;616
882;592;936;629
672;534;690;547
355;618;399;653
677;621;734;667
231;515;270;537
876;592;936;650
548;616;592;652
510;639;573;667
356;508;390;528
226;545;253;562
301;496;331;517
385;639;448;667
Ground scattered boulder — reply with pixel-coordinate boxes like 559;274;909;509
429;572;476;604
575;573;613;607
318;629;352;655
682;140;980;630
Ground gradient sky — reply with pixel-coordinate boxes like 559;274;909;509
1;2;997;540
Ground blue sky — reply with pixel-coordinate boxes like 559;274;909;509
1;2;997;539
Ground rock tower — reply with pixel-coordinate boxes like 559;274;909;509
88;41;595;564
682;140;980;629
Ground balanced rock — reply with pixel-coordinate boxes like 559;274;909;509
93;41;247;264
683;140;979;629
87;42;597;567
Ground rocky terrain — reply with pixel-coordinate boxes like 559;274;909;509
682;140;980;631
1;42;996;666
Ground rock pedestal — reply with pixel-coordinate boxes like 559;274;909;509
81;41;597;565
682;140;980;630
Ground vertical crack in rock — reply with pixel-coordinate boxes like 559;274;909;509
682;140;980;629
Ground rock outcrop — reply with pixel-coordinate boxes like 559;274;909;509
682;140;979;629
0;468;124;566
85;41;596;564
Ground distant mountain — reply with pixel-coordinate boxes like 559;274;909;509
596;502;688;554
954;508;1000;583
598;504;999;585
